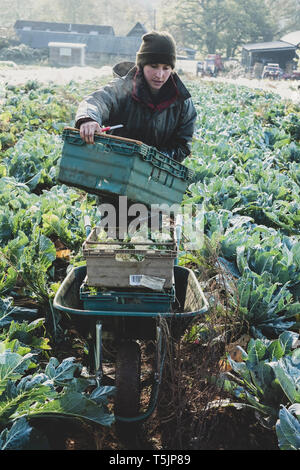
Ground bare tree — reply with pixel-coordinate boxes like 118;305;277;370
160;0;276;56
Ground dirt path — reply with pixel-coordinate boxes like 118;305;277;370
0;64;113;85
208;75;300;104
1;64;299;104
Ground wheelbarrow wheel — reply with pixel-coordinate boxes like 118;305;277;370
115;340;141;419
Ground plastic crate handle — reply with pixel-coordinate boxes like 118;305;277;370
63;129;140;156
142;149;187;179
106;142;141;156
140;146;194;180
63;130;85;146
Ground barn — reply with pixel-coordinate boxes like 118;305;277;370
241;31;300;74
14;20;147;66
241;40;297;71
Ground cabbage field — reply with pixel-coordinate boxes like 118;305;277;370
0;74;300;450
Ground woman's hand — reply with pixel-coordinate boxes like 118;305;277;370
79;121;103;144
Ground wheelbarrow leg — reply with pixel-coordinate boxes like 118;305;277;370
94;321;103;385
155;324;162;383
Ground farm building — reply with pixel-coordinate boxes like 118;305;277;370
126;22;147;37
241;30;300;73
14;20;115;35
281;30;300;47
241;40;297;71
14;20;147;65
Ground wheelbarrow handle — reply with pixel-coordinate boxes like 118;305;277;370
174;214;183;266
175;214;183;244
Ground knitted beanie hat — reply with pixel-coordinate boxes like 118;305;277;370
136;31;176;69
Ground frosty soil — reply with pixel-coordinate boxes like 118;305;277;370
0;64;113;85
0;64;299;104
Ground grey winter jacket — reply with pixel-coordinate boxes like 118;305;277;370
75;64;197;162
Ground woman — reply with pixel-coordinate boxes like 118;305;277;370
75;31;197;163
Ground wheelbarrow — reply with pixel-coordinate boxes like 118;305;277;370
53;262;209;424
55;129;206;426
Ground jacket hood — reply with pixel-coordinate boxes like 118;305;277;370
112;61;136;78
113;61;191;103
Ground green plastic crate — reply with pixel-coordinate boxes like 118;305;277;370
79;280;175;313
58;127;194;207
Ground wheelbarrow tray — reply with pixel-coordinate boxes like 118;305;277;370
53;264;208;341
53;264;208;319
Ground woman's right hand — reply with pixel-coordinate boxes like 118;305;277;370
79;121;103;144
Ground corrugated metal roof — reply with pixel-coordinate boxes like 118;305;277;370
17;30;142;55
96;36;142;54
127;22;147;37
48;42;86;48
243;40;296;51
14;20;114;35
281;31;300;46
